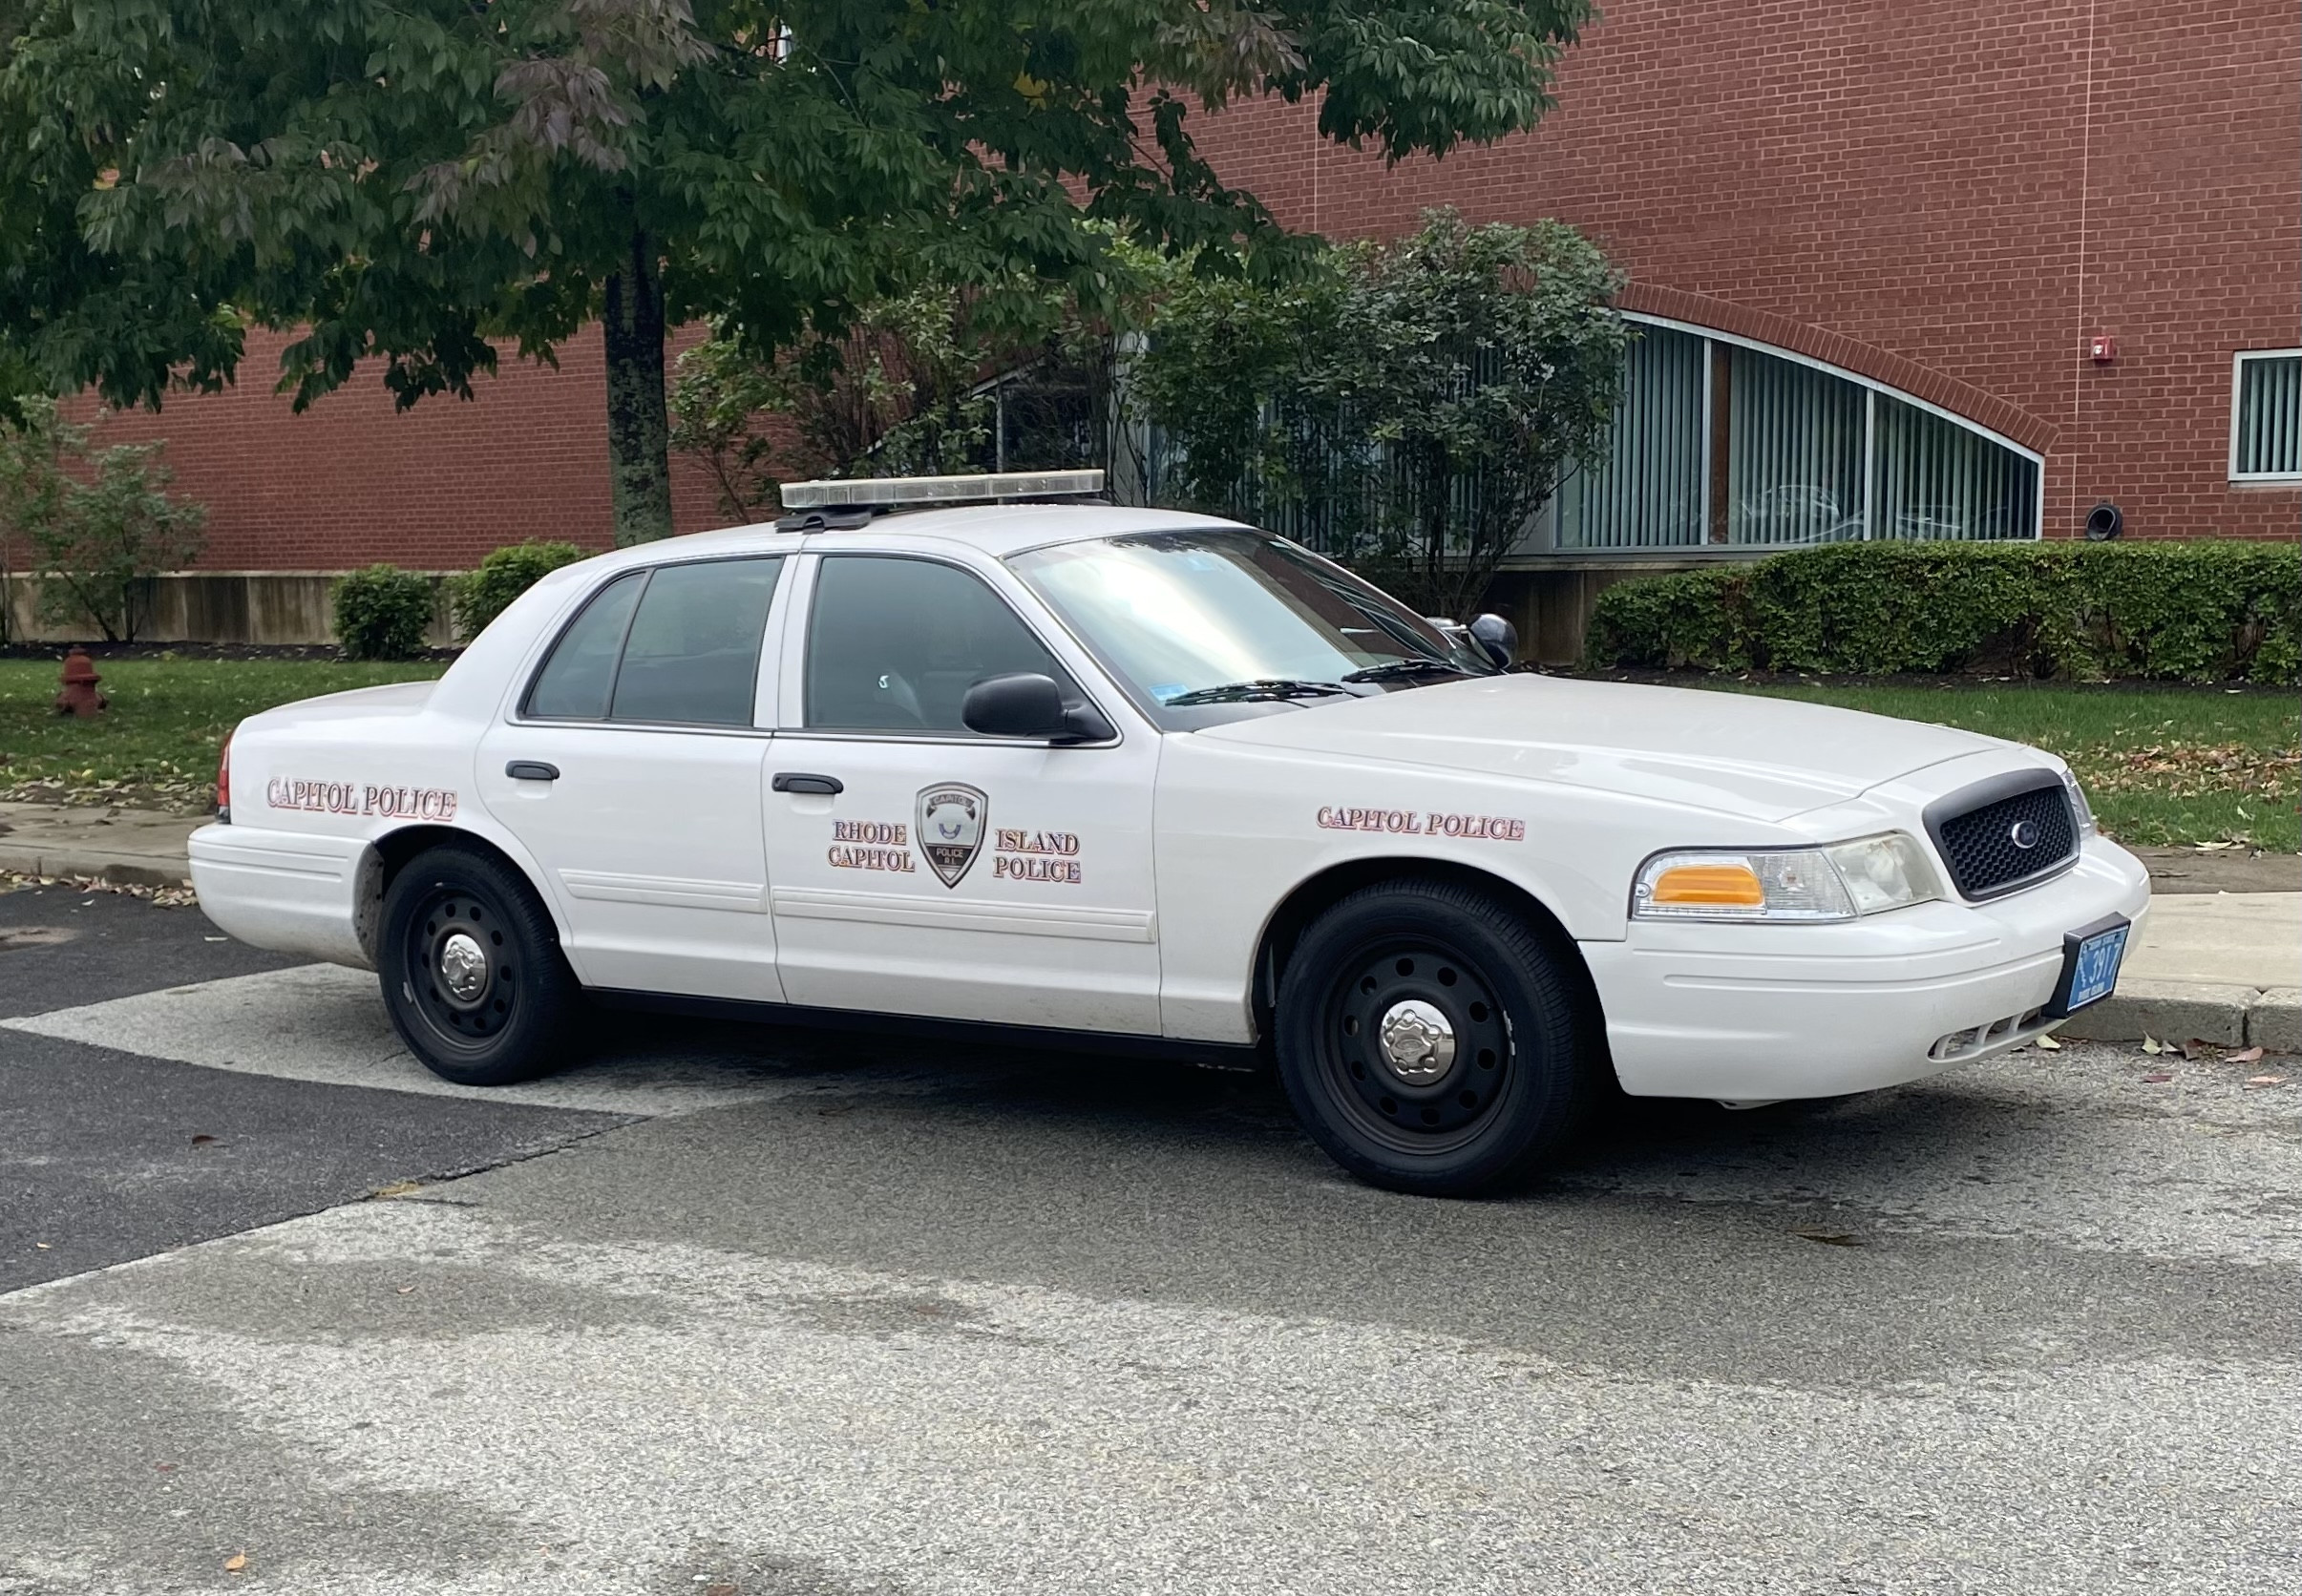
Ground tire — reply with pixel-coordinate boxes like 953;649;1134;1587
1273;877;1599;1197
377;843;586;1086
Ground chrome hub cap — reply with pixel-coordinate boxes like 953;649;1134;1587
1378;998;1457;1083
436;931;491;1007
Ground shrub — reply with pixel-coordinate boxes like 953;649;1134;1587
451;540;585;640
333;564;437;661
1583;540;2302;684
1;396;206;642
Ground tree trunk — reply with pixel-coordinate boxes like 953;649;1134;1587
603;229;674;545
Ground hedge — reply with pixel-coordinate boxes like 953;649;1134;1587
1582;540;2302;684
451;539;587;640
331;564;436;661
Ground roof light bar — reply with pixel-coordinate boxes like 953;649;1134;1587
778;470;1104;510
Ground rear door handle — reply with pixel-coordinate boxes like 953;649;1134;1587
772;772;843;795
505;760;560;782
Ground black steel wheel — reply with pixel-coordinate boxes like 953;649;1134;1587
1275;877;1599;1196
378;843;584;1086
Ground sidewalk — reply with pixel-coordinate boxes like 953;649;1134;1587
0;801;207;888
4;800;2295;1050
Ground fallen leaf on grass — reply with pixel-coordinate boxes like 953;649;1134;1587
2143;1072;2175;1083
223;1552;246;1574
2228;1046;2266;1064
2246;1075;2288;1088
1789;1227;1866;1247
2034;1033;2063;1051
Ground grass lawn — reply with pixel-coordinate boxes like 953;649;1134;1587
0;657;447;811
1700;679;2299;854
3;658;2294;852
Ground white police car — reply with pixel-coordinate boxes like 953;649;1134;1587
192;471;2148;1195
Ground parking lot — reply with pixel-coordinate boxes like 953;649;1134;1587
4;882;2298;1595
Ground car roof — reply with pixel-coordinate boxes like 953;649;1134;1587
616;502;1254;565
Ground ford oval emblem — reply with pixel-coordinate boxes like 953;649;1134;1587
2009;819;2041;850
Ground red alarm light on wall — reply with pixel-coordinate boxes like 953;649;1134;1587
2088;334;2118;364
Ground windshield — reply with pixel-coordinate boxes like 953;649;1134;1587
1006;529;1494;724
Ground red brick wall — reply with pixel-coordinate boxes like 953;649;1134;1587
81;325;738;572
1193;0;2300;540
64;0;2302;568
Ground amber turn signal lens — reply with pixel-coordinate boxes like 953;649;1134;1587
1648;863;1765;907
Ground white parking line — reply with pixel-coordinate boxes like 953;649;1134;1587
0;964;868;1117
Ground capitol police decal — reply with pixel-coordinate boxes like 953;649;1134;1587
916;783;988;888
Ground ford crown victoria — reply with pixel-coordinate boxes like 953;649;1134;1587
192;471;2148;1195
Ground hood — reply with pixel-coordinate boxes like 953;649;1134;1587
245;679;438;731
1193;674;2004;822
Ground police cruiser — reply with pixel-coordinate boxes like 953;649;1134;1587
192;471;2146;1195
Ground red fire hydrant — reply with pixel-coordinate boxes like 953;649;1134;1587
53;647;108;718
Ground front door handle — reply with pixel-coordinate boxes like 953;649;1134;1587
506;760;560;782
771;771;844;795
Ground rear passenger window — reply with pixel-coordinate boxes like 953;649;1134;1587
526;572;644;719
611;559;783;724
525;557;782;725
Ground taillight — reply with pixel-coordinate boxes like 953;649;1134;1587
216;731;233;823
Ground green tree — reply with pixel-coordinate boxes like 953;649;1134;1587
0;1;1594;547
0;395;206;641
669;233;1182;515
1136;209;1628;618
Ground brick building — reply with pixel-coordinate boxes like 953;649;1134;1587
53;0;2302;647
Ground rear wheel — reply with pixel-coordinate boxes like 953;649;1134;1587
378;844;584;1086
1274;878;1598;1196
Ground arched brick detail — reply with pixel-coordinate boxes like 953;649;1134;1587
1617;283;2060;456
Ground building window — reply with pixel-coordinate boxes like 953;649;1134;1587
2231;351;2302;482
1550;316;2042;551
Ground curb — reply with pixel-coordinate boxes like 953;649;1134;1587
0;842;193;890
2058;978;2299;1053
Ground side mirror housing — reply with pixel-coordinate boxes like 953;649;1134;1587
1469;612;1518;669
961;673;1113;743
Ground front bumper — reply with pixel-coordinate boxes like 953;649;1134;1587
1583;834;2150;1101
189;823;375;969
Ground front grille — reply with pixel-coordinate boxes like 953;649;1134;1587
1926;773;2079;900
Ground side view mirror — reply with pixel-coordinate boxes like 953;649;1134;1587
1469;613;1518;669
961;673;1113;743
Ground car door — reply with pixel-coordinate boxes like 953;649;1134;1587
761;547;1163;1034
476;553;790;1001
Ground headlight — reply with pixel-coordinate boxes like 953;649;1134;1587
1823;831;1944;915
1633;832;1942;923
2060;768;2096;835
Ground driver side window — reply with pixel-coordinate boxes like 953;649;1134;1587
804;556;1074;733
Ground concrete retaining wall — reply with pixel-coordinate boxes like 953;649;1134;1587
2;572;456;648
5;557;1714;659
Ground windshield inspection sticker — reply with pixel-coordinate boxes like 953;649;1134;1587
1318;807;1526;841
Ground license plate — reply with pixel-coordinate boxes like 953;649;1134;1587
2048;915;2130;1018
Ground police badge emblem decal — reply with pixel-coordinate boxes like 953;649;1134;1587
915;783;988;888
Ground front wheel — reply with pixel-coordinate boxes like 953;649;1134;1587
377;843;585;1086
1274;878;1600;1197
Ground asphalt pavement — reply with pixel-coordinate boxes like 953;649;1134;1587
3;886;2298;1595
